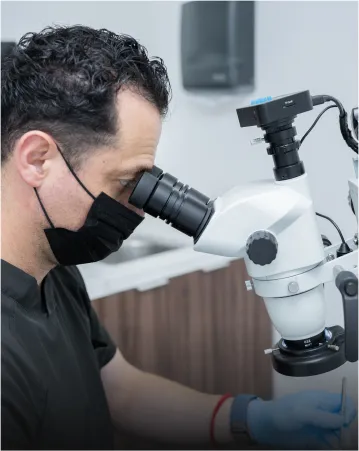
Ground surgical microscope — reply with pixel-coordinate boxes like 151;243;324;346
128;90;358;378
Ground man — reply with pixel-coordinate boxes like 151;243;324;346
1;25;356;450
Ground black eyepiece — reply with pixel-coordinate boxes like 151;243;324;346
129;166;214;241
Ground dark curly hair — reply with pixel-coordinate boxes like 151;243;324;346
1;25;171;168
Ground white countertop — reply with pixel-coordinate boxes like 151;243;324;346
78;247;236;300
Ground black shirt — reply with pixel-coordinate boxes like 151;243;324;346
1;260;116;450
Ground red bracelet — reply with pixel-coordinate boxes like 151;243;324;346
210;393;233;449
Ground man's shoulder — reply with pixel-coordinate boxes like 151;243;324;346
2;315;46;397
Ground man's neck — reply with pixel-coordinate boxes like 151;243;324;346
1;169;57;283
1;219;55;284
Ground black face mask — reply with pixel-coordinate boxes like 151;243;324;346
35;147;144;266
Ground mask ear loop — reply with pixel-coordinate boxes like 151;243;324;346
34;187;55;228
34;144;97;228
56;145;96;201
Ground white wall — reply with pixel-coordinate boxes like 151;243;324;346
2;1;358;445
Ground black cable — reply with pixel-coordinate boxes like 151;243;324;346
300;105;337;145
311;95;358;154
316;212;346;245
323;95;345;117
321;235;332;247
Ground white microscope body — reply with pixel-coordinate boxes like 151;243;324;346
194;173;328;341
194;172;358;343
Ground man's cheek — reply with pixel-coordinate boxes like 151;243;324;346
66;191;95;230
117;189;145;217
122;198;145;217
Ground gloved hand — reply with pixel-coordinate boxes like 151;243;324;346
246;390;357;450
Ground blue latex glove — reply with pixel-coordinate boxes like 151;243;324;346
247;390;357;450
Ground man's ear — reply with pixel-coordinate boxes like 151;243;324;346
14;131;58;188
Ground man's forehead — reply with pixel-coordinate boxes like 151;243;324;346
116;88;162;137
82;89;161;179
103;89;161;176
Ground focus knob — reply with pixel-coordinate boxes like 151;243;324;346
246;230;278;266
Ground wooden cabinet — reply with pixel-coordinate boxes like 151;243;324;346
93;260;272;397
92;259;273;449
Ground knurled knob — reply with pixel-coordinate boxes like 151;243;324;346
246;230;278;266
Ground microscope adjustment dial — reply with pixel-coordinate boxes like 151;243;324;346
246;230;278;266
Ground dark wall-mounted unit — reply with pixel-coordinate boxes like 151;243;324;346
181;1;255;92
1;41;16;61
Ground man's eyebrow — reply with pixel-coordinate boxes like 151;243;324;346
117;163;153;178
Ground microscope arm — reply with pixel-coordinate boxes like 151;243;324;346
335;269;358;362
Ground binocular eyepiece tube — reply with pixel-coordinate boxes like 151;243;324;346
128;166;214;241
